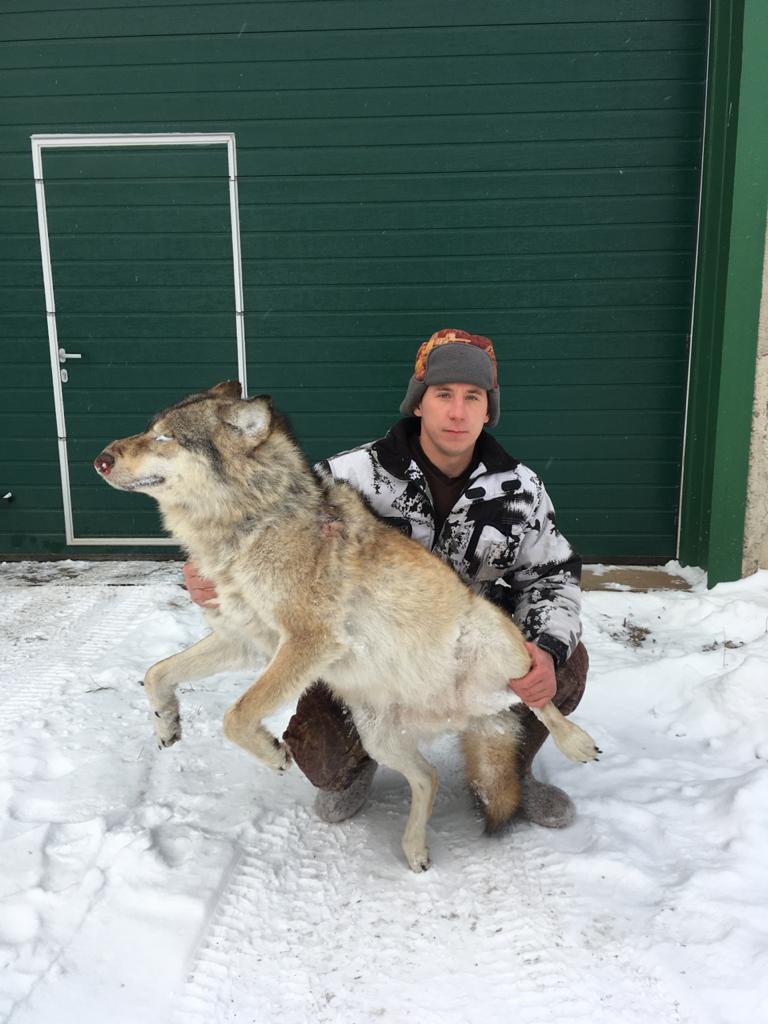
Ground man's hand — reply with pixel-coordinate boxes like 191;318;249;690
509;641;557;708
182;559;219;608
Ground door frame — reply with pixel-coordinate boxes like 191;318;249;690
30;131;247;546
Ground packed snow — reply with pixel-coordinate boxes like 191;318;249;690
1;559;767;1024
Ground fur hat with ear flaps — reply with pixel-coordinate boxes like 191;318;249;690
399;329;500;427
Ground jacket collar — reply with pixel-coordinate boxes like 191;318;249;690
374;417;519;480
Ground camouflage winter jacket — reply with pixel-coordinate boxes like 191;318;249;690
318;418;582;667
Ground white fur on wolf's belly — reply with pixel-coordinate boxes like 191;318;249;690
329;660;523;735
353;698;521;742
326;601;528;727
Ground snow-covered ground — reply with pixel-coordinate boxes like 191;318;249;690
1;560;767;1024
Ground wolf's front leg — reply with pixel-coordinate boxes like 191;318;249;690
222;637;334;772
355;718;439;872
144;632;246;748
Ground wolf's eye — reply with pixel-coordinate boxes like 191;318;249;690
154;434;174;443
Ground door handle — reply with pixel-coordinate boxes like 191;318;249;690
58;348;82;363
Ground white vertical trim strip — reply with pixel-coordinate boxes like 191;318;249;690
227;135;248;398
676;0;713;559
31;138;77;544
30;131;246;547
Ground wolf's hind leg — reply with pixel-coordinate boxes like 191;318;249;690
223;638;335;772
145;632;246;748
399;752;438;872
355;722;438;872
532;701;599;763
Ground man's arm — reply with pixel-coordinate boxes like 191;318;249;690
491;475;582;669
508;640;557;707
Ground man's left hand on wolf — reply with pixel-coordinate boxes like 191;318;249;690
183;330;586;830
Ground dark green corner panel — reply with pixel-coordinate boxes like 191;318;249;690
679;0;768;584
0;1;708;558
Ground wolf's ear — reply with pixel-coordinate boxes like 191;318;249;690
220;395;273;440
209;380;242;400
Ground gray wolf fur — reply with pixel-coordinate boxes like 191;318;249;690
95;382;598;871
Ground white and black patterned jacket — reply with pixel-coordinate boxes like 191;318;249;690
318;419;582;667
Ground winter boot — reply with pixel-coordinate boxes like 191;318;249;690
512;642;589;828
514;708;576;829
518;772;576;828
314;759;378;823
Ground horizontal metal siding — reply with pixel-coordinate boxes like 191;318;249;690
0;0;707;556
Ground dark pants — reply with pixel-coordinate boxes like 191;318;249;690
283;642;589;792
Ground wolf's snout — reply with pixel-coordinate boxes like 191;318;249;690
94;451;115;475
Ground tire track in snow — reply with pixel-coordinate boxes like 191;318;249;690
0;585;175;727
173;770;687;1024
0;577;196;1024
0;591;41;650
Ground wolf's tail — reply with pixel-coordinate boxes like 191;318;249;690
461;713;524;834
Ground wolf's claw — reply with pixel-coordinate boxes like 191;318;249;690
153;709;182;748
403;842;432;872
558;724;600;764
408;851;432;873
271;741;292;772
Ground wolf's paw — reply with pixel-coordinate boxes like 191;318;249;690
559;723;600;764
403;841;432;873
153;709;182;749
263;737;292;773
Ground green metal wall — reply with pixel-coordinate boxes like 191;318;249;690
0;1;708;558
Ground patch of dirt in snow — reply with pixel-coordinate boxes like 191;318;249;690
701;639;744;652
610;618;653;649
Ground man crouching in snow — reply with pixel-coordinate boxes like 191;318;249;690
184;329;588;830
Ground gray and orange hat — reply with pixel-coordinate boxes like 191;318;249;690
399;328;500;427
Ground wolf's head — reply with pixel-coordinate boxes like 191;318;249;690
94;381;278;501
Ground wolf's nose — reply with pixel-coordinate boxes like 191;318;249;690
94;451;115;475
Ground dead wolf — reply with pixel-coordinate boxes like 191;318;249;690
94;382;598;871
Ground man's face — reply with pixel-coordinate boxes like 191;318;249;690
414;383;490;461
